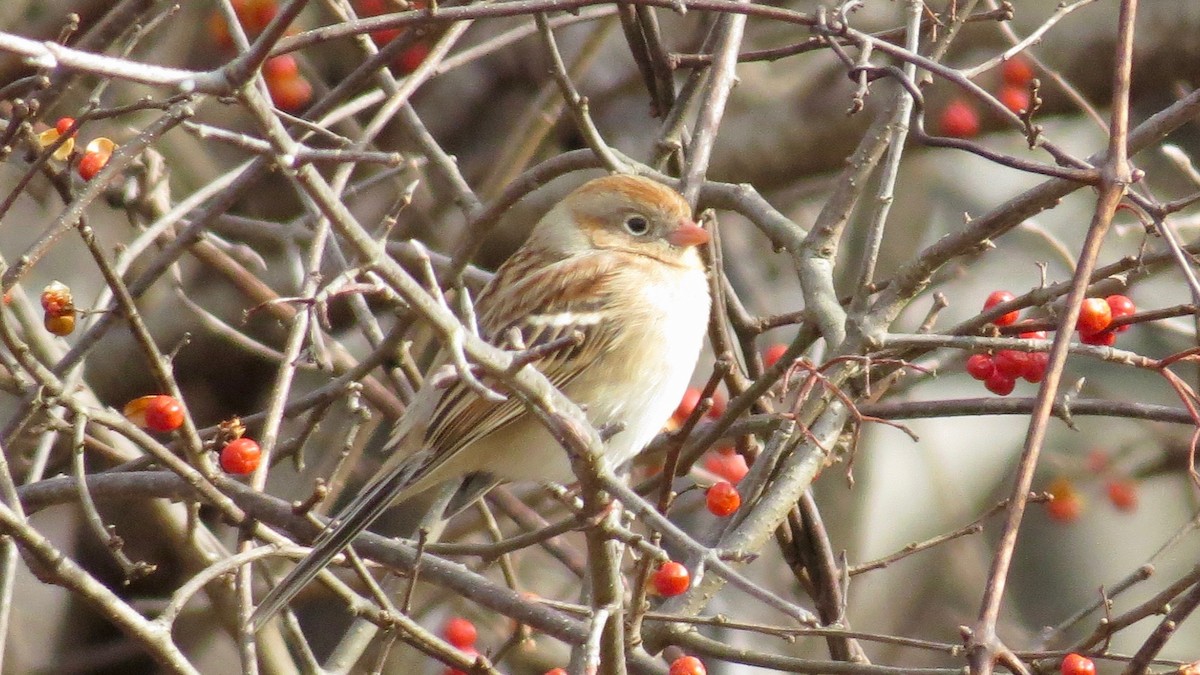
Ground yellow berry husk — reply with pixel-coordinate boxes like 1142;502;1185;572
43;310;76;336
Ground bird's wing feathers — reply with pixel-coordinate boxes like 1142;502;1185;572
251;252;626;628
424;252;624;459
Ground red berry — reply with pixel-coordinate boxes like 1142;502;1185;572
1060;653;1096;675
1106;294;1135;332
1022;352;1048;383
263;54;299;80
78;151;108;180
1077;298;1113;334
984;372;1015;396
706;480;741;517
208;11;234;48
983;290;1019;326
144;395;185;432
220;438;262;475
999;86;1030;114
1106;478;1138;512
1047;478;1083;523
671;387;703;426
764;343;788;368
545;670;568;675
652;561;690;597
1080;329;1116;347
395;41;431;74
706;390;726;420
442;617;476;649
55;117;76;136
993;350;1028;379
940;98;980;138
370;26;401;47
1019;330;1047;339
965;353;995;381
669;655;706;675
1002;56;1035;87
704;448;749;484
267;73;312;111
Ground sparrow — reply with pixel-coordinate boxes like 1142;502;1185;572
251;174;712;626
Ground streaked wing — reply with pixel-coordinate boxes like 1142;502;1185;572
425;251;624;458
250;251;625;628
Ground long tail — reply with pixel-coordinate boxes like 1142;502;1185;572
249;458;423;630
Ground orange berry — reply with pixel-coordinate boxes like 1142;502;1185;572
1106;294;1135;332
1001;56;1035;87
671;387;703;426
706;389;726;420
78;151;108;180
1046;477;1083;523
669;655;706;675
43;311;76;336
220;438;262;475
706;480;741;517
1106;478;1137;512
764;343;788;368
653;560;689;597
264;54;299;80
208;11;233;49
124;394;184;432
999;85;1030;114
145;395;185;432
1076;298;1113;334
1060;653;1095;675
703;448;749;484
267;74;312;111
40;281;73;316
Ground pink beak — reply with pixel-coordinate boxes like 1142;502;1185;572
666;219;710;247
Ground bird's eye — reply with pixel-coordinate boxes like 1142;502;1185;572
624;215;650;235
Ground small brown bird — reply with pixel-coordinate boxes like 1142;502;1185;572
252;174;712;625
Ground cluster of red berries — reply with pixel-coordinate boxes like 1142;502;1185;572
122;397;263;474
670;386;749;486
966;291;1137;396
964;291;1049;395
40;281;77;337
207;0;313;111
37;117;118;181
939;56;1035;138
207;0;278;47
355;0;432;74
1044;449;1139;523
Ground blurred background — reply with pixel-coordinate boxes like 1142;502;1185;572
2;0;1200;672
